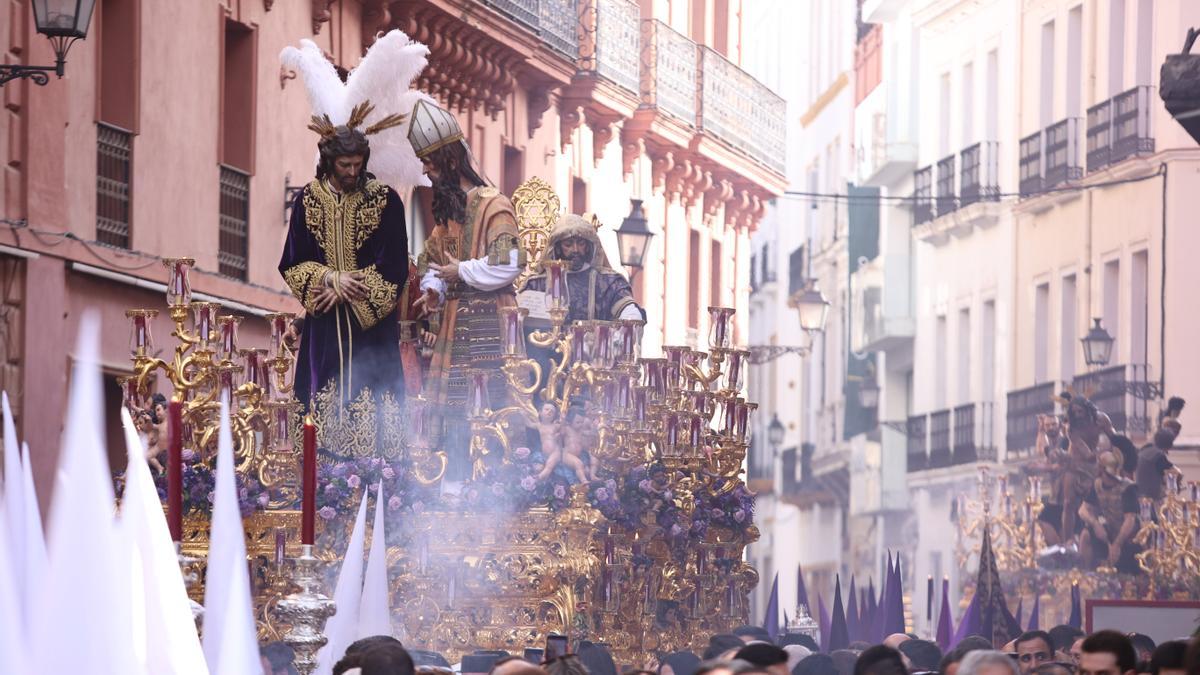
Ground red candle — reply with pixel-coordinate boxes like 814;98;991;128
301;415;317;545
167;398;183;542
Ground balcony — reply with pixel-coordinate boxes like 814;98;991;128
854;81;917;187
697;47;787;173
959;141;999;207
935;154;957;215
96;123;132;249
1071;364;1157;436
1086;85;1157;173
1044;117;1084;188
913;165;934;225
1005;382;1057;457
640;20;698;126
928;409;952;468
537;0;581;59
580;0;641;95
861;0;909;22
850;254;914;353
747;435;774;494
952;402;997;464
906;414;927;472
1019;130;1043;197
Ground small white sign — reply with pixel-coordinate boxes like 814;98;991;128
517;289;551;321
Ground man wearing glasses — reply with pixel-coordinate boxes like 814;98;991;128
1015;631;1056;675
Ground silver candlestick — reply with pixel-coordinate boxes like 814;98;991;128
277;544;337;675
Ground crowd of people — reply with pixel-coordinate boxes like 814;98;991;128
256;623;1200;675
1031;394;1186;572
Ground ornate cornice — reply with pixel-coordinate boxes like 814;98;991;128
311;0;335;34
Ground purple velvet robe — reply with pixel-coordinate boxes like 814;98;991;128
278;178;408;408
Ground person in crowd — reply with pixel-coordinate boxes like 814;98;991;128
1126;634;1156;668
490;655;549;675
1051;624;1089;658
1030;664;1073;675
852;645;906;675
696;659;737;675
794;654;838;675
899;640;943;674
1078;630;1138;675
782;646;813;673
1014;631;1056;675
940;637;995;675
260;641;298;675
660;652;702;675
734;643;791;675
848;643;873;653
829;650;858;675
883;635;912;651
710;635;752;659
779;634;821;653
546;654;591;675
729;660;775;675
410;650;452;669
957;651;1019;675
357;642;416;675
1146;641;1187;675
334;636;407;675
1136;428;1180;502
578;642;618;675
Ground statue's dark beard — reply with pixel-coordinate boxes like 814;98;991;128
431;177;468;226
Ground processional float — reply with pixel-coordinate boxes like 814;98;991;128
120;177;760;671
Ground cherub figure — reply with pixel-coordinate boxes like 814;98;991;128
533;402;569;480
556;407;595;483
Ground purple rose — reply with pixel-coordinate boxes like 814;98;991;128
332;464;348;478
733;509;746;523
258;493;269;507
465;488;479;503
324;484;336;495
491;483;505;496
710;508;724;519
382;466;396;480
520;476;537;491
412;501;425;513
181;449;197;462
207;491;215;504
670;524;683;537
595;488;609;501
514;446;531;459
239;487;249;501
318;506;336;520
388;495;402;511
638;479;653;492
605;479;617;491
553;485;567;500
347;474;362;489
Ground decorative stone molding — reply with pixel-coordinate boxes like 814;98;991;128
362;0;392;48
311;0;335;34
583;108;620;165
620;124;645;178
527;86;553;139
664;157;691;202
704;177;734;218
559;101;584;151
649;150;673;195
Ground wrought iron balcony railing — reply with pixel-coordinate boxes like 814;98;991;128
218;165;250;281
913;165;934;225
906;414;927;472
959;141;999;207
1086;98;1113;172
1111;85;1156;163
929;408;952;468
697;46;787;173
640;19;698;125
1005;381;1057;456
1018;130;1043;197
1071;363;1157;435
482;0;580;60
952;401;996;465
935;154;957;215
1044;117;1083;189
579;0;640;94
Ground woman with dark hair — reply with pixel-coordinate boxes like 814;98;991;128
659;652;702;675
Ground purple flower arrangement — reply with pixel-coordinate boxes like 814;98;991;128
459;447;573;513
112;455;270;518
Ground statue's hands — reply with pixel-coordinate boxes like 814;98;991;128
413;289;441;315
430;253;462;284
339;271;370;302
313;286;340;314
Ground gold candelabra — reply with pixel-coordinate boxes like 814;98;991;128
122;258;300;499
956;468;1043;571
1134;475;1200;596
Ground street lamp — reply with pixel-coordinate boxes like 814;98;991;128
615;199;653;282
0;0;96;87
1080;318;1115;369
767;413;785;451
790;281;831;333
857;375;880;409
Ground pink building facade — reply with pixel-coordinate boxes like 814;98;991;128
0;0;785;507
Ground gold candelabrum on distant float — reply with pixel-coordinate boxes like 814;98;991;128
955;468;1044;572
1134;475;1200;596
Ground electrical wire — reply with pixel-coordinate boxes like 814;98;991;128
777;164;1166;204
